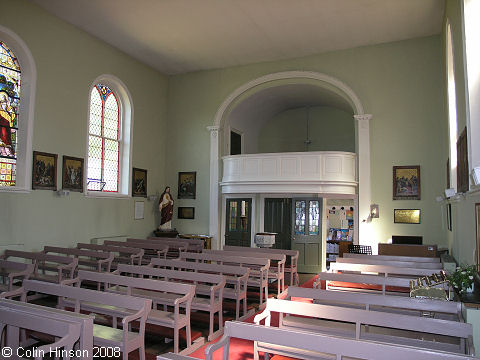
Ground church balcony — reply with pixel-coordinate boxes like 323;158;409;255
221;151;357;194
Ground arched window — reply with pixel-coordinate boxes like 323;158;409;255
0;41;20;187
86;76;133;196
0;26;35;192
446;21;458;191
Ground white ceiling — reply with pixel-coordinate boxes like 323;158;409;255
31;0;444;75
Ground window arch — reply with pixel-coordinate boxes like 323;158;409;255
0;25;36;192
86;75;133;196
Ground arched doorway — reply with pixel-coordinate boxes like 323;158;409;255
208;71;372;253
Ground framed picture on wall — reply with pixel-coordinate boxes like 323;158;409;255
32;151;57;190
132;168;147;197
62;156;84;192
393;165;420;200
178;206;195;219
394;209;421;224
178;171;196;199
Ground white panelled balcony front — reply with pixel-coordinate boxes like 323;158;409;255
221;151;357;194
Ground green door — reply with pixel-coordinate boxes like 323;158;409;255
225;198;252;247
264;198;292;250
292;198;322;273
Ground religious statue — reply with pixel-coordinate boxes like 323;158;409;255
158;186;174;230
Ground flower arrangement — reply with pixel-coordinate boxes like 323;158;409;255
447;265;477;293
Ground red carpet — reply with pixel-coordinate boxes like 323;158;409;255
188;274;317;360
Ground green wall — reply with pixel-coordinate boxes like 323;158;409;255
0;0;168;251
258;106;355;153
167;35;447;246
443;0;480;265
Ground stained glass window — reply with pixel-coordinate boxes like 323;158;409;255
309;200;320;235
87;84;120;192
295;200;306;235
0;41;20;187
229;201;237;231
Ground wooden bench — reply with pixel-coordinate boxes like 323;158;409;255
343;253;441;263
0;305;82;360
223;245;299;286
43;246;114;272
128;238;187;258
287;286;463;321
315;271;414;295
179;251;270;305
254;298;474;357
0;297;94;359
148;236;204;252
104;240;169;263
20;278;151;360
73;269;197;354
336;257;443;270
205;249;286;296
76;243;144;267
330;261;440;278
157;320;478;360
1;250;78;283
0;259;34;294
149;258;250;320
114;264;225;341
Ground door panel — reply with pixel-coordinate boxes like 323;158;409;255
292;198;322;273
264;198;292;250
225;198;252;247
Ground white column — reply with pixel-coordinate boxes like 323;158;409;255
354;114;374;252
208;126;220;249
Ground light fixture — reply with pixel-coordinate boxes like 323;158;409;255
304;107;312;150
370;204;379;219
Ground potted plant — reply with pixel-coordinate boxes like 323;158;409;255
447;265;477;294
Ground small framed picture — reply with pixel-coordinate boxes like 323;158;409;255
132;168;147;197
394;209;421;224
178;171;196;199
178;207;195;219
393;165;420;200
62;156;84;192
32;151;57;190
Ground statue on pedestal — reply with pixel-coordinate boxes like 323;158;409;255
158;186;174;230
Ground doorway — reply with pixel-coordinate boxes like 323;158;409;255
264;198;292;250
225;198;252;247
292;198;322;273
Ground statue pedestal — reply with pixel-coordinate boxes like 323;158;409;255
153;229;179;238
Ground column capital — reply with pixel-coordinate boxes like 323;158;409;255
354;114;373;122
207;125;220;132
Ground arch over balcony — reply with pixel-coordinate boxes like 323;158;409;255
208;71;371;249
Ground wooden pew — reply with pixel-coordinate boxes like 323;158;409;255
128;238;187;258
0;259;34;294
205;249;286;296
104;240;168;263
286;286;463;321
20;279;151;360
114;264;225;341
43;246;114;272
73;269;197;354
76;243;144;267
148;236;204;252
330;261;440;278
336;257;443;270
1;250;78;283
315;271;413;295
158;321;478;360
254;298;474;357
343;253;441;263
0;298;94;360
149;258;250;320
179;251;270;305
0;306;82;360
223;245;299;286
